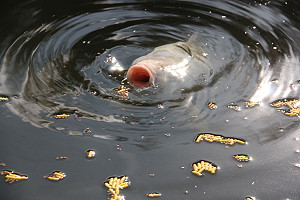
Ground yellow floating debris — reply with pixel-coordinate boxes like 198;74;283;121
207;102;217;110
195;133;246;146
0;170;11;174
44;171;66;181
244;197;255;200
233;154;251;162
0;97;9;101
270;99;299;108
227;104;241;111
270;98;300;116
114;85;129;97
1;170;28;183
284;99;299;107
104;176;130;200
146;192;162;197
288;107;300;115
108;195;125;200
270;100;284;108
277;106;300;117
279;108;300;116
245;101;260;108
54;114;70;119
191;160;217;176
86;150;96;158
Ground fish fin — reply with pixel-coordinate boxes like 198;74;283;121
185;34;206;62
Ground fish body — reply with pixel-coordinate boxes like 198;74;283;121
126;36;211;90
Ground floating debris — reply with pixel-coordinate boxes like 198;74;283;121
191;160;217;176
245;101;260;108
54;114;70;119
270;99;299;108
233;154;251;162
104;176;130;200
274;99;300;116
0;97;9;101
55;156;68;160
207;102;217;110
277;109;294;116
293;163;300;168
83;127;92;133
157;104;164;109
291;83;296;90
146;192;162;197
270;100;284;108
1;170;28;183
0;163;6;167
284;99;299;107
86;150;96;158
114;85;129;97
281;106;300;116
244;197;255;200
195;133;246;145
44;171;66;181
227;104;241;111
288;107;300;114
116;144;122;151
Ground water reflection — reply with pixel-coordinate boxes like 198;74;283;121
0;0;300;144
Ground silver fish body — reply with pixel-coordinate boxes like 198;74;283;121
126;36;212;91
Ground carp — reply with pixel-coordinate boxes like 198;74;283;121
126;35;211;90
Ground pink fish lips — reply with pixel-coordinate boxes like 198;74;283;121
126;36;209;89
126;61;156;88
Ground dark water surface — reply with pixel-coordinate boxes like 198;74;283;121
1;0;300;199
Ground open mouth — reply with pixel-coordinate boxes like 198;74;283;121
126;64;154;88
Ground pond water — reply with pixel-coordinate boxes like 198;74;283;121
1;0;300;199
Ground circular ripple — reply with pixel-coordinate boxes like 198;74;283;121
0;0;300;142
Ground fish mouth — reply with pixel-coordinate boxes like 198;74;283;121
126;63;155;88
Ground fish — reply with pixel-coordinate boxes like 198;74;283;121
126;35;211;89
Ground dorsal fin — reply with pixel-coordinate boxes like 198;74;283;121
185;34;206;62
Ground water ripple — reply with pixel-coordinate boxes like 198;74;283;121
0;0;299;143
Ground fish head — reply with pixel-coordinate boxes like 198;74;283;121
127;41;205;88
126;60;156;88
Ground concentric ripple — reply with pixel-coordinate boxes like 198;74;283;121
0;0;300;143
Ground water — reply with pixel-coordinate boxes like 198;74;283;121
0;0;300;199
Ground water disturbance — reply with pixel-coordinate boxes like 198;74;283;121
0;0;300;199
